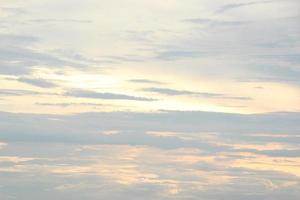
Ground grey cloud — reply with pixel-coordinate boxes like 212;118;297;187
0;34;92;76
177;16;300;85
0;129;228;151
243;149;300;158
0;60;32;75
215;1;276;14
0;34;38;46
65;89;156;101
0;111;299;200
217;132;300;146
129;79;164;85
97;55;146;63
142;87;220;96
155;50;199;60
272;54;300;64
0;142;299;200
185;18;247;27
0;89;56;97
0;46;86;67
124;30;156;43
50;49;102;64
17;77;57;88
35;102;106;107
0;46;85;75
0;89;41;96
0;6;28;15
0;111;299;146
29;19;93;24
238;60;300;83
142;87;252;100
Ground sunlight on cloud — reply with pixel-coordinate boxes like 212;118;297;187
1;142;299;199
233;154;300;177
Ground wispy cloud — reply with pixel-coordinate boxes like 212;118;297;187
215;0;277;14
29;19;93;24
128;79;165;85
185;18;248;27
35;102;106;107
17;77;57;88
65;89;157;101
142;87;252;100
155;50;199;60
0;89;55;96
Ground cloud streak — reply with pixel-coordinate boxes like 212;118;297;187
215;0;277;14
17;77;57;88
142;87;252;100
65;89;157;101
129;79;165;85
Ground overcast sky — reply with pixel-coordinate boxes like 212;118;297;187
0;0;300;199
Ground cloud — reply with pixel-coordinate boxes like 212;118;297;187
0;34;94;76
142;87;219;96
215;1;276;14
178;16;300;85
155;50;199;60
17;77;57;88
185;18;247;27
1;142;299;200
0;46;85;76
142;87;252;100
0;34;38;46
65;89;156;101
35;102;106;107
0;142;7;150
29;19;93;24
0;111;299;146
237;58;300;83
0;89;58;98
0;6;29;18
246;149;300;158
1;1;299;199
0;89;44;96
97;55;147;63
128;79;164;85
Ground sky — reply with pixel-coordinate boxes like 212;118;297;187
0;0;300;199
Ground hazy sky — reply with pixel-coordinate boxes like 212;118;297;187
0;0;300;199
